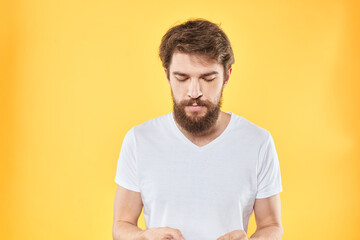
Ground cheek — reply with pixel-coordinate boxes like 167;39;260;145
170;87;184;103
203;85;222;97
209;87;224;103
171;83;187;96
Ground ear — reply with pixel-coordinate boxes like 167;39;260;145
164;68;170;82
223;67;232;88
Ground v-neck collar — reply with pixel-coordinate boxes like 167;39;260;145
169;111;234;151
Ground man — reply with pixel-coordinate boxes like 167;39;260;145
113;19;283;240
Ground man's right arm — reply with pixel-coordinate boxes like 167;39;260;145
113;185;186;240
112;185;144;240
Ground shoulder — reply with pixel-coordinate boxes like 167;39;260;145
130;112;172;138
230;112;271;144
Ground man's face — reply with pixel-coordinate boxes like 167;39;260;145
165;51;231;136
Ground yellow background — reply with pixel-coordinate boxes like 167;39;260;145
1;0;359;239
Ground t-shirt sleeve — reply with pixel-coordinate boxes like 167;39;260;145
256;131;283;199
114;127;140;192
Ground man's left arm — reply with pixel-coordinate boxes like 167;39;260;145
249;193;283;240
216;193;283;240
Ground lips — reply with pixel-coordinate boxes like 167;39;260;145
187;105;204;111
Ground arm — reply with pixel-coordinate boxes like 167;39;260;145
249;193;283;240
112;185;144;240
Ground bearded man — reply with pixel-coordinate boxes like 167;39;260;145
113;18;283;240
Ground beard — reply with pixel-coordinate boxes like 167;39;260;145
171;89;223;136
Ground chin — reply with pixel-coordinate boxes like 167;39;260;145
186;109;206;117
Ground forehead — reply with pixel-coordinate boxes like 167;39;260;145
169;51;222;75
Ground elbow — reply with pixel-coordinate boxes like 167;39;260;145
112;221;121;240
279;224;284;238
272;223;283;239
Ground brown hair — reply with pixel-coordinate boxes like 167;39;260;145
159;18;235;80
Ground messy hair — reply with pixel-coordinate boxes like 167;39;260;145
159;18;235;80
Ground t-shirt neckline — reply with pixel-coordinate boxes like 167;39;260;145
169;111;234;151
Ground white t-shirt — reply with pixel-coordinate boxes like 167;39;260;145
114;111;283;240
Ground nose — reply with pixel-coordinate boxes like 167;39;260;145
187;78;203;99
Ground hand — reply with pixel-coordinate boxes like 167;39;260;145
139;227;186;240
216;229;248;240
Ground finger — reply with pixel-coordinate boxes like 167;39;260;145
216;234;226;240
235;230;247;240
217;235;225;240
169;228;185;240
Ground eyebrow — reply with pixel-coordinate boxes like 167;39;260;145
172;71;219;77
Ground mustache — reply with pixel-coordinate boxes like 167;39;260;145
184;99;207;106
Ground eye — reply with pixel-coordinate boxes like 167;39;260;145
176;77;188;81
203;77;215;82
